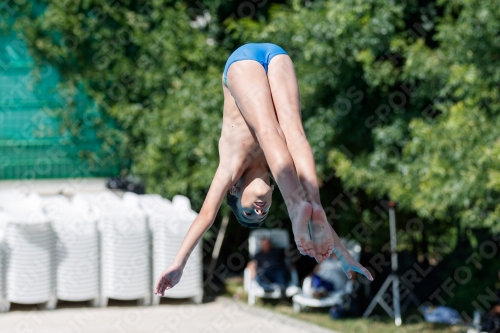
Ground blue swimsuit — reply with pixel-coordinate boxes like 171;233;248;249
223;43;288;85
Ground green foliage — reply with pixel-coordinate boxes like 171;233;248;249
7;0;229;207
330;0;500;232
7;0;500;256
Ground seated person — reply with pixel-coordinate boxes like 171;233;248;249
309;252;347;298
247;237;289;294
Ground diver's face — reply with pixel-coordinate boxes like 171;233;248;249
231;178;274;223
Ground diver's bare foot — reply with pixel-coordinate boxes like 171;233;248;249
291;202;314;258
310;204;334;263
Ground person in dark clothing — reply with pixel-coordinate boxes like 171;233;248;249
247;237;288;294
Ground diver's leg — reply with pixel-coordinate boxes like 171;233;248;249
226;61;316;259
267;54;333;262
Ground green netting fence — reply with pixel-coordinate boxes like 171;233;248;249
0;34;120;179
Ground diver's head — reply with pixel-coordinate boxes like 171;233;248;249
226;172;274;229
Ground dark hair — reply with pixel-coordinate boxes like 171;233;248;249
226;191;265;229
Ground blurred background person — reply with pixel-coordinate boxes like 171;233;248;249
247;237;289;296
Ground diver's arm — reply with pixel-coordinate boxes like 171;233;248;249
155;165;231;295
172;165;231;267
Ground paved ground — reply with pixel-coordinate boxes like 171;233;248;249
1;297;339;333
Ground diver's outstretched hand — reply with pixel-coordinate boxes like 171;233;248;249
155;264;183;296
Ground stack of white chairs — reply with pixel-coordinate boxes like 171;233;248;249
141;194;203;304
43;196;101;306
0;212;8;312
136;194;165;217
161;195;203;303
42;195;73;218
72;192;122;219
2;193;57;310
0;189;28;212
75;192;152;306
140;194;174;305
121;192;140;208
0;190;204;311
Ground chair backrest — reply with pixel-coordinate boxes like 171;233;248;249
169;195;198;236
138;194;172;217
248;229;289;257
72;191;122;210
0;190;26;211
172;195;191;211
121;192;140;207
1;192;42;216
41;195;72;219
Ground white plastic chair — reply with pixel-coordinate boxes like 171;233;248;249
4;213;57;310
41;195;73;218
99;205;151;306
72;191;122;220
51;205;100;306
244;229;301;306
146;195;203;304
136;194;166;217
1;192;42;217
121;192;140;208
0;190;27;212
73;191;151;306
0;213;9;312
292;238;361;313
0;194;51;311
146;198;174;305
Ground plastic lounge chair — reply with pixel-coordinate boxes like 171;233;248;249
101;207;151;306
74;192;151;306
0;194;55;311
244;229;301;306
1;192;42;217
144;196;175;305
49;201;100;307
71;191;122;216
41;195;72;216
292;238;361;313
0;213;9;312
4;212;57;310
140;195;203;305
0;190;27;212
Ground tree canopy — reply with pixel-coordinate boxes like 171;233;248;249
5;0;499;258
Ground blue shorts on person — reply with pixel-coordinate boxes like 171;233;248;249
223;43;288;85
311;274;335;292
